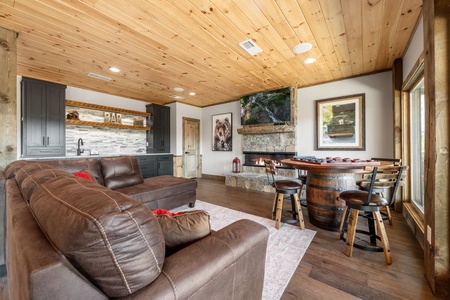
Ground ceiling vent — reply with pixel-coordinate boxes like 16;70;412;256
239;39;263;55
87;72;112;81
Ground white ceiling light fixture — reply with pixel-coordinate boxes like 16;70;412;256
169;95;184;99
174;87;184;92
239;39;263;55
304;57;317;64
87;72;112;81
293;43;312;54
108;66;121;73
189;92;196;96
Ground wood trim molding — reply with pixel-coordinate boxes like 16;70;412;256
66;100;151;117
65;119;150;130
237;124;295;135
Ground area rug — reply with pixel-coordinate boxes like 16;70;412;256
172;200;316;300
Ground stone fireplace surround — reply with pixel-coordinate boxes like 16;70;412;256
225;124;299;193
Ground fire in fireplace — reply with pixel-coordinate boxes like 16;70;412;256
243;151;297;169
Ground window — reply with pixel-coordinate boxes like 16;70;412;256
410;77;425;213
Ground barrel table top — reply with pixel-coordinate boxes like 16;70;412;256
281;159;380;174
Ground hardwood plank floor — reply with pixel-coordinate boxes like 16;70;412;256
0;178;440;300
196;178;441;300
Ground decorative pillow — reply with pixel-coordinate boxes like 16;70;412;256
100;156;143;190
20;169;73;201
29;176;165;297
156;210;211;251
80;168;99;183
72;168;98;183
4;160;32;179
15;162;55;187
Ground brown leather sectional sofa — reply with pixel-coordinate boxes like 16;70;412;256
2;156;269;299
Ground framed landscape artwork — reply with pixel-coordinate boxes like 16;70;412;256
212;113;232;151
315;94;365;150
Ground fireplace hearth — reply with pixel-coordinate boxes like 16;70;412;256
243;151;296;169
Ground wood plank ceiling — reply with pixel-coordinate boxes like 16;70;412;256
0;0;423;107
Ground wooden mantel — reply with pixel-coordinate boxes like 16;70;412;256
237;124;295;135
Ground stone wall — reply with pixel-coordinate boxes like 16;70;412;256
65;105;147;156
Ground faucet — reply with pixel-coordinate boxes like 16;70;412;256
77;138;84;156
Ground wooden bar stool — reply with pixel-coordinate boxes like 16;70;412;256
337;166;408;265
359;158;402;225
264;159;305;230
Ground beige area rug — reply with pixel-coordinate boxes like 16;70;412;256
172;200;316;300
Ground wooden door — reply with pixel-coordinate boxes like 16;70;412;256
182;117;200;178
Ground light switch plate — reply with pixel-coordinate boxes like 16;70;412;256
427;225;432;244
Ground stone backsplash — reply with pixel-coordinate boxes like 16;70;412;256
65;105;147;156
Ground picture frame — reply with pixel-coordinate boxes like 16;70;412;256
212;113;232;151
315;94;365;150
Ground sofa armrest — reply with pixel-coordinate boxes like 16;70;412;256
120;219;269;300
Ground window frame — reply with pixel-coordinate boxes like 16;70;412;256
401;55;426;218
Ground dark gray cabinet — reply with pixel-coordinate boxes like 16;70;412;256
137;155;173;178
21;77;66;157
146;104;170;153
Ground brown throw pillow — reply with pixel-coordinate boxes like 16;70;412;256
156;210;211;252
29;176;165;297
80;168;99;184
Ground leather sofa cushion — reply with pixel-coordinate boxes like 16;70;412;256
20;168;74;201
116;175;197;204
100;156;143;190
156;210;211;251
4;160;33;179
29;176;165;297
42;158;104;186
15;162;56;187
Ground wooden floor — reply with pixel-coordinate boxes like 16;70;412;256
196;178;441;300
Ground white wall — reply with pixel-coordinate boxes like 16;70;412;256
297;71;393;159
201;101;242;175
200;71;394;176
66;86;148;112
403;15;424;82
167;102;202;155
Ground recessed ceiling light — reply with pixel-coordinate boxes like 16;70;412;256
169;95;184;99
304;57;317;64
189;92;196;96
109;67;121;73
174;87;184;92
293;43;312;54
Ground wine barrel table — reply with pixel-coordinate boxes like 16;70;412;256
280;159;380;231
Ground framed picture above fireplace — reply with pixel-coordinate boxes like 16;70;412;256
315;94;365;150
212;113;232;151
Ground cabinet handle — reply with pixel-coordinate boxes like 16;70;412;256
47;137;50;145
42;136;45;146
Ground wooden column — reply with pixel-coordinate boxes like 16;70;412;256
423;0;450;298
0;26;17;169
391;58;403;212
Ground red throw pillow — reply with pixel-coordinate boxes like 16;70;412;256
73;171;93;181
152;208;183;217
